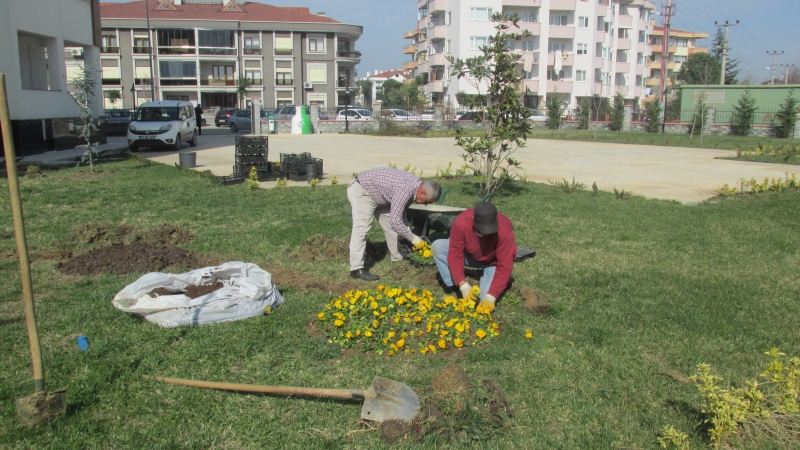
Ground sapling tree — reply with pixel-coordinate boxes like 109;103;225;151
773;88;798;138
644;98;662;133
448;13;532;197
70;63;101;174
730;88;757;136
106;89;121;108
576;97;590;130
236;76;253;107
545;93;565;130
609;93;625;131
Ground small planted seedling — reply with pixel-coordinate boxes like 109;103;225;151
549;177;587;193
614;188;631;200
592;182;598;196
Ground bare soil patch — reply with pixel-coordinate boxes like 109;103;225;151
72;223;193;246
58;242;200;276
290;233;387;265
522;288;550;316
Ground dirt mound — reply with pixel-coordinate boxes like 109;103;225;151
72;223;193;246
522;288;550;315
58;242;200;276
291;234;386;264
431;364;472;397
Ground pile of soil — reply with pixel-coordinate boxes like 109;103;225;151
58;242;200;276
291;234;386;264
379;364;513;444
148;281;225;299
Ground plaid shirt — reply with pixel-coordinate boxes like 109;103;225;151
356;168;422;242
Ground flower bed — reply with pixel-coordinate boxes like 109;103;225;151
316;285;499;356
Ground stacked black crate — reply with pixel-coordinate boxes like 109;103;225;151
234;136;271;181
279;152;323;181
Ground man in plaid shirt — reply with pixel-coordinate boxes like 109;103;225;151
348;167;442;281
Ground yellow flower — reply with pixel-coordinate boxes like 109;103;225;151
365;330;372;337
370;301;379;310
346;331;353;339
372;320;379;329
422;249;432;258
387;331;396;338
355;329;361;336
471;285;480;294
334;319;344;327
380;307;388;313
420;347;428;355
491;323;499;330
440;330;450;337
455;323;465;333
454;338;464;348
438;339;446;349
428;344;437;352
476;329;487;339
317;312;326;320
525;330;533;339
396;339;405;348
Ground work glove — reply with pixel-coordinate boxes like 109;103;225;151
476;294;496;315
459;283;478;303
411;236;426;251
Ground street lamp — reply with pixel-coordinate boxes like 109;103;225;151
345;87;351;133
129;85;135;110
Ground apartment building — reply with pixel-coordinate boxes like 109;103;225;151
405;0;656;109
646;24;708;92
97;0;362;110
1;0;103;156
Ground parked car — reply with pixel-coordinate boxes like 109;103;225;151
104;109;133;135
527;108;547;122
127;100;197;152
336;109;374;121
228;109;277;133
273;105;330;120
214;108;237;127
457;111;485;121
381;109;419;120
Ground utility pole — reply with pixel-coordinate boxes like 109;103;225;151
714;20;738;85
145;0;156;101
767;50;784;85
781;64;796;85
660;0;675;133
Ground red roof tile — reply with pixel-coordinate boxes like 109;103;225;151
100;1;340;24
371;69;413;79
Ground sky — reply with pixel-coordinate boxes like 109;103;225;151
103;0;799;83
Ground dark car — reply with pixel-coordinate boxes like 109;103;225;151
104;109;133;134
228;109;276;133
457;111;486;121
214;108;237;127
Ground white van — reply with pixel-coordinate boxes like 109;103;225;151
127;101;197;151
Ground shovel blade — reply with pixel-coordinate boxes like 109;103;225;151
360;377;420;423
15;390;66;425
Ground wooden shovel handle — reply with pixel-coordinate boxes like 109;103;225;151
144;376;364;400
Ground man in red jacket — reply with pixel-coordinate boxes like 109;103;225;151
431;202;516;313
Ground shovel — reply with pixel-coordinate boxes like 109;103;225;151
144;375;420;423
0;73;66;425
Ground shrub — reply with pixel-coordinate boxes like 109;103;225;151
576;97;590;130
609;93;625;131
546;93;565;130
773;89;799;138
730;89;757;136
645;99;663;133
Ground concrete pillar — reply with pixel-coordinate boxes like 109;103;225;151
83;45;104;117
794;120;800;139
435;105;443;128
310;104;320;134
372;102;381;132
622;105;632;131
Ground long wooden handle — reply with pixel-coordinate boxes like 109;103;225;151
0;73;45;392
144;376;365;400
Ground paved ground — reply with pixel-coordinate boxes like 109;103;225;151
94;128;798;203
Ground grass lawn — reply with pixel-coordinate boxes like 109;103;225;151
1;159;799;449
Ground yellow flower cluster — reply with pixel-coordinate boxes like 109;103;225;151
317;285;499;356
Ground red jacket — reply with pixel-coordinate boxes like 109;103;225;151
448;208;516;298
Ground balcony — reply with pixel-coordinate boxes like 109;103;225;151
403;29;421;39
522;79;539;92
550;0;576;8
158;47;196;56
547;80;573;92
634;86;643;97
615;62;631;73
618;15;633;27
596;57;610;67
596;5;607;15
428;0;446;12
503;0;541;5
429;53;447;66
134;78;152;86
688;46;708;55
637;42;648;53
133;46;150;54
645;78;660;86
248;78;263;86
429;25;446;40
403;61;419;69
547;52;574;66
403;43;419;54
337;79;354;88
199;47;237;56
518;21;541;35
615;85;629;96
617;38;631;50
549;26;575;39
101;46;119;54
243;47;262;55
596;31;609;43
426;80;444;93
200;79;236;87
275;78;293;86
102;78;121;86
161;78;198;86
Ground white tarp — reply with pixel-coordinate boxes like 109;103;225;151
112;262;284;328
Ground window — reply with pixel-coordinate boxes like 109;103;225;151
636;75;643;86
506;40;516;51
470;7;493;21
520;39;536;51
308;63;327;84
212;65;234;81
673;55;687;64
157;29;195;48
615;73;626;86
576;70;587;82
134;59;151;80
641;10;649;21
102;33;118;52
133;32;150;53
520;11;538;22
276;90;293;107
577;16;589;28
198;30;235;48
447;12;451;25
446;39;450;53
245;70;261;83
159;60;196;78
549;14;569;26
308;34;325;53
617;28;631;39
469;36;488;50
548;42;567;53
577;43;588;55
101;59;120;85
638;30;646;43
275;32;292;54
275;60;292;85
601;46;611;60
308;93;327;108
547;69;565;81
637;52;645;65
617;50;628;63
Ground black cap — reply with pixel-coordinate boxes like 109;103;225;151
474;202;498;235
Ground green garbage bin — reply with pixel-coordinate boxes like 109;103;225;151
261;112;276;134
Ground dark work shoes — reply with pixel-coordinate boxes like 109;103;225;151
350;269;379;281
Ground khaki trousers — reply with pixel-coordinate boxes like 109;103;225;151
348;180;402;271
